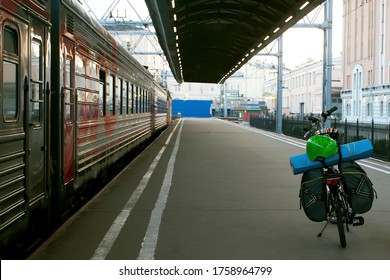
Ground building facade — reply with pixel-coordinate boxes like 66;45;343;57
341;0;390;124
264;58;342;118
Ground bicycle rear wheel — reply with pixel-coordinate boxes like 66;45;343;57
334;198;346;248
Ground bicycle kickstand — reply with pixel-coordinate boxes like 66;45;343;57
317;221;329;237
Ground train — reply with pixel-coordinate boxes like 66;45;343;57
0;0;172;258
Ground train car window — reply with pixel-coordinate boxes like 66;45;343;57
145;90;148;113
123;81;128;114
77;89;99;121
65;58;71;88
134;86;137;114
4;27;18;54
148;91;150;113
147;91;151;113
135;86;139;114
90;91;99;119
139;88;144;113
140;89;143;113
143;90;148;113
142;89;145;113
3;61;18;121
2;26;19;121
99;70;105;116
30;40;43;124
145;91;148;113
139;87;142;114
144;90;147;113
64;57;73;122
77;89;85;120
130;84;134;114
116;77;122;115
108;75;114;115
140;88;143;113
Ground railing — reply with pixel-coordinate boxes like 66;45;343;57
250;116;390;161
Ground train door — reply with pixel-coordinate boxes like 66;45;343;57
62;38;75;184
26;16;50;238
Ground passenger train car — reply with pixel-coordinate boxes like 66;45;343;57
0;0;171;258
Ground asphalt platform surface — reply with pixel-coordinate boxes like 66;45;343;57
28;118;390;260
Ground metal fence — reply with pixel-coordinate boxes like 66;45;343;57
250;116;390;161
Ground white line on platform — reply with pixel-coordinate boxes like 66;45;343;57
222;119;390;175
137;120;184;260
90;120;182;260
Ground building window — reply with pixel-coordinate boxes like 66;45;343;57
380;101;384;117
346;104;352;116
388;102;390;117
366;102;372;117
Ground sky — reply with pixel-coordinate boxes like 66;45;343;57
282;0;343;69
82;0;343;71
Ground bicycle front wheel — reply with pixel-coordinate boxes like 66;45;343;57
334;198;346;248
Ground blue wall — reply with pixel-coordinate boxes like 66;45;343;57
172;100;212;118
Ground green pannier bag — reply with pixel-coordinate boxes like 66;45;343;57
340;161;377;214
299;168;327;222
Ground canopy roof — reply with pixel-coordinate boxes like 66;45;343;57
145;0;325;84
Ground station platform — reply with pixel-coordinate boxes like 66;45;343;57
28;118;390;260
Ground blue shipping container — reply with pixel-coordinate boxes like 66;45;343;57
172;100;212;118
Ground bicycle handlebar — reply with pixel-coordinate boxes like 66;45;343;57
303;106;338;138
322;106;338;118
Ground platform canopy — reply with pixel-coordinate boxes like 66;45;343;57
145;0;325;84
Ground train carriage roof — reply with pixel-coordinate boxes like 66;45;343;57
60;0;154;82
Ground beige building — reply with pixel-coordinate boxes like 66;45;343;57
264;58;342;118
341;0;390;124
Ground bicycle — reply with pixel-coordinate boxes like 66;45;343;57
301;106;365;248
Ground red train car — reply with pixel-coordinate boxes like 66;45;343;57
0;0;171;258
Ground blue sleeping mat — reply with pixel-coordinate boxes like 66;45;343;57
290;139;373;175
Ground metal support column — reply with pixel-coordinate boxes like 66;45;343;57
275;36;283;134
223;82;228;118
221;81;228;118
323;0;333;117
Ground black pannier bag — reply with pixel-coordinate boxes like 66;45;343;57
299;168;327;222
340;161;377;214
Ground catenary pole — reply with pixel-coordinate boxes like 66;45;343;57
276;36;283;134
323;0;333;125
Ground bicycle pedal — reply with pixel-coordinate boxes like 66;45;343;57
351;216;364;226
